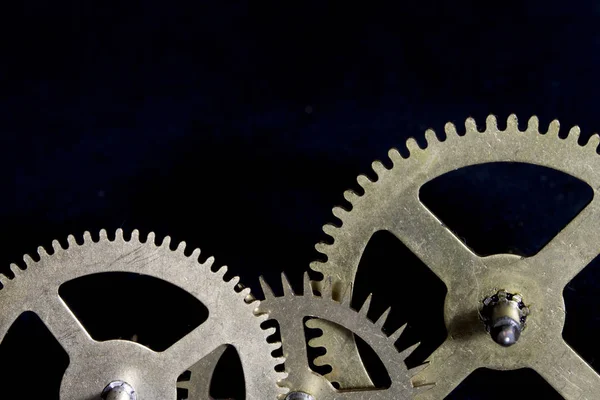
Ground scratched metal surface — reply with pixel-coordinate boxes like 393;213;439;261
0;2;599;399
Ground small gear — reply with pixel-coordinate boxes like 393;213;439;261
0;229;286;400
255;272;425;400
309;115;600;398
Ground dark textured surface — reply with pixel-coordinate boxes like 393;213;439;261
1;2;599;398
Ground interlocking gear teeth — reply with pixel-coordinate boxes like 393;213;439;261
308;114;600;398
258;272;424;399
0;229;286;400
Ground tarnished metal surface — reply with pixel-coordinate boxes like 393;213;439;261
256;273;422;399
310;115;600;398
0;229;286;400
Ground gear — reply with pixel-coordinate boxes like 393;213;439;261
255;272;424;399
309;115;600;399
0;229;286;400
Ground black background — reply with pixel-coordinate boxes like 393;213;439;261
1;2;599;399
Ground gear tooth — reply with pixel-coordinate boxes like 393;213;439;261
146;232;156;245
305;318;322;332
465;117;478;133
359;294;373;316
115;229;124;241
506;114;519;132
203;256;215;269
259;276;276;299
0;273;8;287
10;263;22;276
322;223;337;237
586;133;600;152
190;248;201;260
388;147;403;164
37;246;48;258
371;160;387;177
215;265;227;279
331;206;347;220
22;255;35;268
567;125;581;142
270;341;283;352
303;272;313;296
83;231;92;243
444;121;459;139
375;307;392;328
424;128;438;146
547;119;560;136
406;137;421;154
399;342;421;359
264;327;277;337
176;381;191;390
409;362;430;377
315;242;329;254
389;323;408;343
307;335;325;348
228;275;240;287
321;276;333;299
281;272;295;296
161;235;172;248
99;229;108;241
343;189;360;204
176;241;186;253
52;240;63;253
67;234;77;247
243;290;255;304
527;115;540;133
357;174;372;189
485;114;498;131
130;229;140;242
310;260;326;275
313;355;330;367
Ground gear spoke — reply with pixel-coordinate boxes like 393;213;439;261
527;196;600;288
178;345;228;399
160;315;228;373
385;195;481;285
412;339;478;400
32;294;93;357
531;340;600;400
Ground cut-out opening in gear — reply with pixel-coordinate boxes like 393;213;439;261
419;162;593;257
0;311;70;399
352;230;447;368
209;345;246;400
446;367;563;399
563;253;600;374
304;317;392;390
58;272;209;352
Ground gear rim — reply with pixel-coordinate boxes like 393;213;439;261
0;229;286;400
309;115;600;399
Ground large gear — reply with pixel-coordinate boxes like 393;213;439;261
0;229;287;400
309;115;600;399
255;272;423;400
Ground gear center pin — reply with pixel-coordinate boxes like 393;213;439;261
481;290;530;347
101;381;136;400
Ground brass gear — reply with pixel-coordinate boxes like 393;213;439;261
309;115;600;399
255;272;424;399
0;229;287;400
